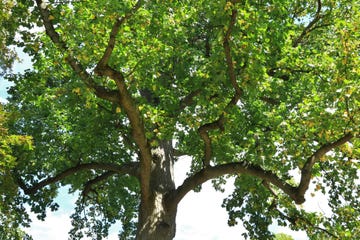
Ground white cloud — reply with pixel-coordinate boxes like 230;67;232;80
26;210;72;240
25;209;119;240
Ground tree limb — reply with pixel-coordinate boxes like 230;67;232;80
17;162;139;195
296;133;353;202
167;132;354;210
198;118;225;167
94;65;153;211
35;0;120;103
36;0;153;211
166;162;297;210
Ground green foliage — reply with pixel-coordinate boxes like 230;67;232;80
1;0;359;239
0;104;33;240
0;0;17;75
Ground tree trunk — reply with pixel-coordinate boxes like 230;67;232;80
136;140;177;240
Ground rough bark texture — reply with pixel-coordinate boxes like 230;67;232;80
136;140;177;240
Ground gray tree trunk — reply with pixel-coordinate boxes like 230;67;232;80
136;140;177;240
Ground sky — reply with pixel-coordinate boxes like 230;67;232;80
0;50;326;240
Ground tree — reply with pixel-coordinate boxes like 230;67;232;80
0;104;33;240
1;0;359;239
0;0;18;76
274;233;294;240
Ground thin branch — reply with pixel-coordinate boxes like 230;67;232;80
260;96;280;106
296;133;353;202
293;0;323;47
96;0;142;68
82;171;116;197
35;0;120;103
274;206;338;238
17;162;140;195
166;162;297;211
265;182;338;238
223;8;243;102
198;118;225;167
267;67;312;81
179;89;202;111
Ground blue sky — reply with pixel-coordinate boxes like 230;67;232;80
0;50;314;240
0;48;32;102
0;80;11;103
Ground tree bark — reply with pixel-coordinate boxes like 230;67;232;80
136;140;177;240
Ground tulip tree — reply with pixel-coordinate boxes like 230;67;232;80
1;0;359;239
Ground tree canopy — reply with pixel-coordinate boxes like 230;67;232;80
1;0;359;239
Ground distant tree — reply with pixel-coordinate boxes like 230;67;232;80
1;0;359;239
0;104;33;240
274;233;294;240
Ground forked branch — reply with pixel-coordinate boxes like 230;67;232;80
35;0;120;103
167;162;298;210
297;133;353;200
168;133;354;210
36;0;153;209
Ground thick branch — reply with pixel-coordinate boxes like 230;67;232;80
18;162;139;195
166;162;297;210
292;0;322;47
296;133;353;201
35;0;120;103
94;65;153;209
